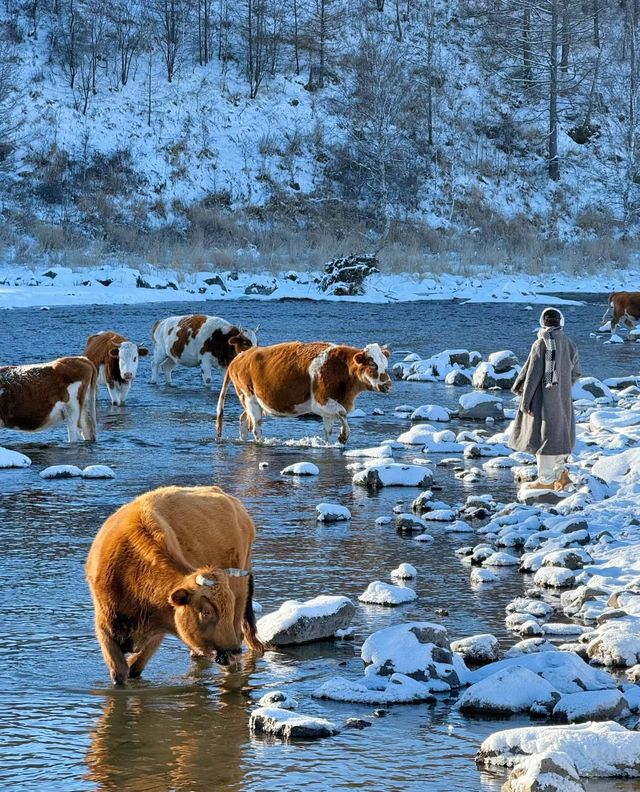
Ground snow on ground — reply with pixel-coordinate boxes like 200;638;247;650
2;263;639;310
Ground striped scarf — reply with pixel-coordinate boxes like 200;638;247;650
538;327;558;388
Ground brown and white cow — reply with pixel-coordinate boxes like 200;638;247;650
602;292;640;333
150;315;257;387
84;331;149;406
216;341;392;444
86;485;263;686
0;356;97;442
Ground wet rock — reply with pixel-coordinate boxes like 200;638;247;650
344;718;373;730
473;362;519;390
488;350;519;373
457;666;560;716
396;511;428;532
249;707;339;740
458;392;504;420
552;689;629;723
445;369;473;386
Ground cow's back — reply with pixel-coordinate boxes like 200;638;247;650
0;356;96;431
86;486;255;598
84;331;126;364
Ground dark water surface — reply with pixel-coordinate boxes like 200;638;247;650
0;297;637;792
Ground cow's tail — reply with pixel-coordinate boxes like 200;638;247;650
216;368;232;441
243;572;265;654
602;293;614;323
82;358;98;442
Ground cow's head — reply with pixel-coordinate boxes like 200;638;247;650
228;327;258;357
169;567;249;664
353;343;392;393
109;341;149;381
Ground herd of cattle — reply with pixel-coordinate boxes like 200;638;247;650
0;312;392;445
3;293;635;685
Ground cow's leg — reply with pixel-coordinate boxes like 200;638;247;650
150;350;164;384
337;411;350;444
128;633;164;679
162;358;177;385
106;382;120;406
624;314;636;330
611;306;622;333
239;411;249;441
246;396;264;441
323;416;335;442
118;382;132;405
200;357;213;387
64;386;84;443
96;625;129;686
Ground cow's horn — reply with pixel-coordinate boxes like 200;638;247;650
195;574;217;587
224;568;249;577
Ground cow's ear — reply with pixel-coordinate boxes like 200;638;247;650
353;351;365;365
169;588;191;607
138;346;149;357
109;348;120;359
382;346;391;359
228;334;241;347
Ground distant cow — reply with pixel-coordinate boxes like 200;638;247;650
216;341;392;444
86;485;263;686
0;356;97;442
150;315;257;387
602;292;640;333
84;331;149;406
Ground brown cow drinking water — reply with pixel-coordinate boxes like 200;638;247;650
0;356;97;442
86;485;263;686
602;291;640;334
216;341;392;443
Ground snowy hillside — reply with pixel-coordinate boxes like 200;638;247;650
0;1;638;275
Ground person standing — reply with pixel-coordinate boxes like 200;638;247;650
510;307;581;490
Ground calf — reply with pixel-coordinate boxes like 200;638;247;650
84;331;148;406
0;356;97;442
150;315;257;387
86;485;263;686
602;292;640;333
216;341;392;443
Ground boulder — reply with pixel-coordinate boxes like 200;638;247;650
257;595;356;645
358;581;417;606
459;392;504;419
445;369;473;386
249;707;338;740
353;463;433;489
451;634;501;665
488;350;519;373
552;689;629;723
473;362;519;390
457;666;560;716
501;750;585;792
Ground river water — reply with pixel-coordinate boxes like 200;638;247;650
0;296;637;792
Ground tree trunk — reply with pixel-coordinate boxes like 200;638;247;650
593;0;600;49
549;0;560;180
561;0;570;72
319;0;325;88
395;0;402;40
522;6;533;87
293;0;299;75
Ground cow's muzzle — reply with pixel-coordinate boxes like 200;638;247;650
214;648;241;666
123;373;134;381
377;379;392;393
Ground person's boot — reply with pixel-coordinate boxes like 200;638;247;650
554;469;572;491
527;480;556;490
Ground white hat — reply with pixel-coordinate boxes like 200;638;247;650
539;307;565;328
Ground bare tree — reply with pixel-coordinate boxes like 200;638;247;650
246;0;267;97
108;2;141;86
150;0;188;82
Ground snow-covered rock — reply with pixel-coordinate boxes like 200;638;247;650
410;404;451;422
473;362;519;390
316;502;351;522
534;566;577;589
353;463;433;489
471;568;498;584
501;751;585;792
395;512;428;532
458;392;504;419
82;465;115;479
361;621;461;687
390;563;417;580
572;378;615;403
313;673;437;705
257;595;355;645
552;689;629;723
457;666;560;715
0;447;31;468
257;690;299;709
280;462;319;476
343;443;396;459
450;634;501;665
488;350;519;372
249;707;338;740
358;581;417;606
477;721;640;778
39;464;83;479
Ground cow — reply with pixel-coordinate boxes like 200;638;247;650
216;341;392;444
0;356;97;442
85;485;263;686
84;331;149;406
602;292;640;334
150;315;257;387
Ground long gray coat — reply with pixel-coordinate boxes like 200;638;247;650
510;330;581;456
